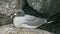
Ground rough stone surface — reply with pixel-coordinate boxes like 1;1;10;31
0;0;16;16
26;0;60;17
16;0;25;9
26;0;50;12
0;24;54;34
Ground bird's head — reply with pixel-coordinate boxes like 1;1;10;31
14;9;25;17
10;9;25;19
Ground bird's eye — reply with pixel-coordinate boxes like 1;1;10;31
16;12;25;16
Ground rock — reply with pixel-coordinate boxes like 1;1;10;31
26;0;60;17
0;0;16;16
0;0;16;9
16;0;25;9
0;13;9;26
0;24;54;34
26;0;50;12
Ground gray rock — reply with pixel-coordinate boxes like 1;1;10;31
16;0;25;9
0;24;54;34
0;0;16;16
26;0;50;13
26;0;60;17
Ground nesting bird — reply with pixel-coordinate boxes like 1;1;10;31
13;9;47;28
